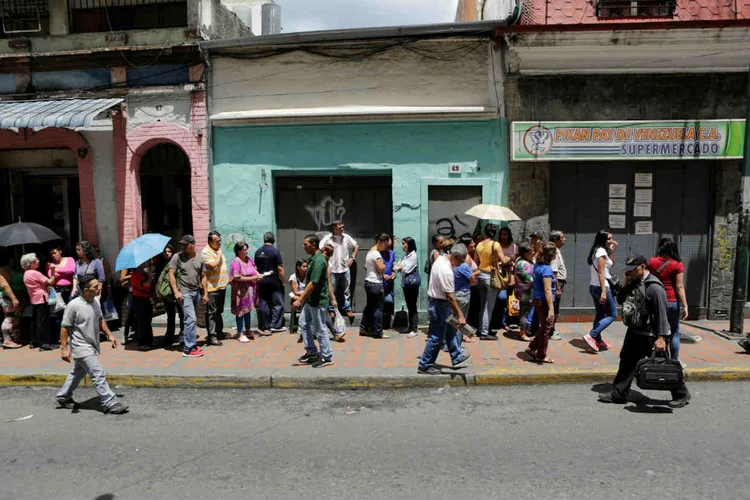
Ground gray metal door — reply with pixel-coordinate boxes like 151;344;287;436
550;162;713;313
275;175;393;313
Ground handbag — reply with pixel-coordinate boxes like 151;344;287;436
508;291;520;317
607;275;622;296
393;306;408;329
635;350;684;391
490;242;510;291
403;268;421;288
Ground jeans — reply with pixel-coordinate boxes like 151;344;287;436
56;355;117;409
454;290;471;348
236;311;253;333
419;299;464;369
330;270;352;313
612;332;689;401
301;304;333;361
382;290;395;330
402;285;419;333
132;296;153;347
258;284;284;330
361;281;384;337
589;285;617;340
206;288;227;338
528;299;554;360
491;288;509;329
477;272;499;336
667;302;681;360
554;280;565;323
181;290;200;353
164;300;184;344
519;300;532;333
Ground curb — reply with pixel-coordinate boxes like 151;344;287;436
680;321;747;340
2;365;750;390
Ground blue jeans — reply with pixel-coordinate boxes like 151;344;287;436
181;290;200;353
478;272;498;336
56;355;117;409
419;299;464;369
493;288;509;328
330;270;352;313
235;311;253;333
301;304;333;361
454;290;471;348
667;301;681;360
589;285;617;340
259;285;284;330
361;281;384;337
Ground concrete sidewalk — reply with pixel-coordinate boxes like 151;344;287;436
1;321;748;389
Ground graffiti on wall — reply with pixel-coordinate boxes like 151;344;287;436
428;186;482;244
305;196;347;231
435;215;475;242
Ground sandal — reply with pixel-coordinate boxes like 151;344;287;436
2;340;22;349
518;333;532;342
541;357;555;364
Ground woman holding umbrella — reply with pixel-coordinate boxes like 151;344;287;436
21;253;58;351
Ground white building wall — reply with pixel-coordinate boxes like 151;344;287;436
210;40;491;115
127;94;193;132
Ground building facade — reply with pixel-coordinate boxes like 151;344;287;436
0;0;250;263
203;25;507;311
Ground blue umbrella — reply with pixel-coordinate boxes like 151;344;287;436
115;234;171;272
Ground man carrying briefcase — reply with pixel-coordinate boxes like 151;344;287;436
599;253;691;408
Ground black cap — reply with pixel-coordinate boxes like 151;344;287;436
623;252;648;272
530;231;543;239
179;235;195;245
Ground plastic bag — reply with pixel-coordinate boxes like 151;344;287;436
47;288;57;307
102;298;119;321
54;291;66;313
333;309;346;335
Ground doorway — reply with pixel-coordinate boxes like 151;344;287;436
427;185;483;246
139;143;192;242
275;175;393;313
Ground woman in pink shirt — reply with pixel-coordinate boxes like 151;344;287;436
22;253;58;351
47;245;75;326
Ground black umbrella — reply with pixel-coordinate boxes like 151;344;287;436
0;221;62;247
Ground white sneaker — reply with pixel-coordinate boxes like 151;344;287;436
407;331;418;338
238;335;251;343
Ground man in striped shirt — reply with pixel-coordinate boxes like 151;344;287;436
201;231;229;347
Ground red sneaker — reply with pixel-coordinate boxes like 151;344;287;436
596;340;612;351
182;347;204;358
582;334;599;353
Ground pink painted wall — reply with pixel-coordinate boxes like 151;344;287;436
113;91;209;247
0;128;98;244
524;0;750;25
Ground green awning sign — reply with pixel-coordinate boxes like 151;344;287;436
511;120;746;161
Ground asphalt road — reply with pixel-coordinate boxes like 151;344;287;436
0;382;748;500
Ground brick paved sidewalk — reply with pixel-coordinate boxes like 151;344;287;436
1;320;747;386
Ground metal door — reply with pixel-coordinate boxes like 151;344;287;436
550;162;713;312
275;175;393;313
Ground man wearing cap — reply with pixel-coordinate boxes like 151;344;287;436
168;235;209;358
418;243;472;375
599;253;691;408
319;221;358;322
201;231;228;346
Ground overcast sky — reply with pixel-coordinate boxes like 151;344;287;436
274;0;460;33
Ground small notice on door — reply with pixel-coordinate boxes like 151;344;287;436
608;214;626;229
634;189;652;203
634;203;652;218
609;184;627;198
609;199;627;213
634;173;653;188
635;220;653;235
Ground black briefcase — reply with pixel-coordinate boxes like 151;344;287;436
635;350;684;391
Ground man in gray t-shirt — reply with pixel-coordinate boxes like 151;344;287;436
56;276;128;414
168;235;209;357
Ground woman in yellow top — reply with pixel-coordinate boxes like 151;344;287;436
474;224;512;340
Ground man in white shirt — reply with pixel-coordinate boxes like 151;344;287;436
319;220;358;321
550;230;567;341
418;244;472;375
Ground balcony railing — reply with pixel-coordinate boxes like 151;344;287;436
596;0;676;19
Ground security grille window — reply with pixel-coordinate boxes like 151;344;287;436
69;0;187;33
1;0;48;35
596;0;676;18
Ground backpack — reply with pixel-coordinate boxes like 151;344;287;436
622;275;663;332
156;257;181;302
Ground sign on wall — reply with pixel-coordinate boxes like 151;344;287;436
512;120;745;161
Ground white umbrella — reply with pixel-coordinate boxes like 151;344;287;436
465;204;521;221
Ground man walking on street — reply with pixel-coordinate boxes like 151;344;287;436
418;243;472;375
254;232;286;333
599;253;691;408
292;234;334;368
549;230;567;341
202;231;228;346
169;235;209;358
56;275;128;414
320;221;358;323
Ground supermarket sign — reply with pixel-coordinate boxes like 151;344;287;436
511;120;745;161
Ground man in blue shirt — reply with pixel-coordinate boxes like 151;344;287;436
254;232;286;333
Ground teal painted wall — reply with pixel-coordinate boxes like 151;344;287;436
213;118;508;313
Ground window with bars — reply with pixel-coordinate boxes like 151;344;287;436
0;0;49;35
596;0;676;18
69;0;187;33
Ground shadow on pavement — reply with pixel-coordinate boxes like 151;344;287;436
590;383;612;394
93;495;115;500
71;396;105;414
625;404;674;414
